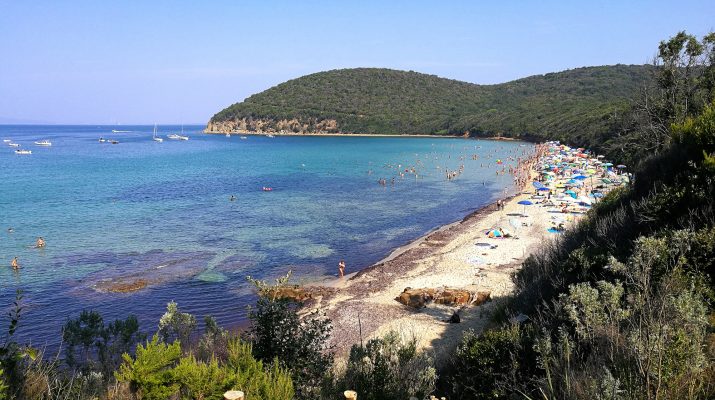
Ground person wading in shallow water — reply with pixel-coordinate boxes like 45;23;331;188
35;237;45;248
11;256;19;270
338;259;346;278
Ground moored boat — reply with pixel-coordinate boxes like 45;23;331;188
8;142;19;147
153;124;163;142
34;140;52;146
15;149;32;155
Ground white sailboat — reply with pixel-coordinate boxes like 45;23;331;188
177;125;189;140
34;140;52;146
168;125;189;140
153;124;163;142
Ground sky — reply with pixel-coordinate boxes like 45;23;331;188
0;1;713;125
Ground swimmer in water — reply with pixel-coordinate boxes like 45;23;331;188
11;256;19;270
230;195;236;201
35;237;45;248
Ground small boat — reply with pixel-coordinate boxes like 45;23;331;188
167;134;181;140
262;187;273;192
153;124;163;142
240;136;248;140
2;139;11;143
99;137;106;143
112;129;130;133
110;140;119;144
226;133;231;138
15;149;32;155
8;143;20;147
176;125;188;140
34;140;52;146
267;134;275;138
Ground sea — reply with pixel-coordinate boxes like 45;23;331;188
0;125;533;349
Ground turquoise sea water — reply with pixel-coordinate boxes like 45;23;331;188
0;125;532;347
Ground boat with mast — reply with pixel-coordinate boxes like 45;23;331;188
153;124;163;142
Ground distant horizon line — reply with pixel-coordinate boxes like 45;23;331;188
0;123;207;126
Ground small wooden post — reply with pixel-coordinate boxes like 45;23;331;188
224;390;244;400
344;390;358;399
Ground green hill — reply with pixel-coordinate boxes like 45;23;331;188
207;65;653;146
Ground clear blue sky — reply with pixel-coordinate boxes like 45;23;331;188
1;1;713;124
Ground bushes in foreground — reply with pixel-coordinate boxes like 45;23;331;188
115;335;294;400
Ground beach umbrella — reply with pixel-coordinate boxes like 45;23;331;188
517;200;533;215
601;178;612;184
537;187;551;191
616;164;627;169
592;192;604;198
532;181;545;189
604;162;613;167
573;175;587;180
565;190;577;198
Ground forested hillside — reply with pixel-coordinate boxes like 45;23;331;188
208;65;652;157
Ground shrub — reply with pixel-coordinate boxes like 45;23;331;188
63;310;145;378
247;274;333;399
158;301;197;347
115;334;181;400
447;325;534;399
334;331;436;400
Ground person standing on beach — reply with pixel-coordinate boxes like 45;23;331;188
338;260;345;278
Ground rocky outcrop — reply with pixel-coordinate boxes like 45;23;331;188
205;117;340;135
395;287;491;309
261;285;337;302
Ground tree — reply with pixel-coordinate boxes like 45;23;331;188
247;273;333;399
158;301;197;347
63;310;145;379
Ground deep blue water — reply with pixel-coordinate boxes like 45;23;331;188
0;125;533;348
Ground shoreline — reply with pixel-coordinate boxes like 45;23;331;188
296;145;543;363
305;187;540;364
204;129;524;141
295;142;612;364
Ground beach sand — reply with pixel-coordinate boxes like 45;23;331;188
304;183;572;365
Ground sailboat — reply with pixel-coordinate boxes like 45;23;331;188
168;125;189;141
177;125;189;140
153;124;163;142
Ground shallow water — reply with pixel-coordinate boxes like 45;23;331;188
0;125;532;348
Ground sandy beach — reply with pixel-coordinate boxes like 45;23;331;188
307;190;552;364
300;142;613;365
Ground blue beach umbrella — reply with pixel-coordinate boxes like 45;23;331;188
565;190;577;198
532;181;545;189
573;175;587;180
517;200;533;215
537;187;551;191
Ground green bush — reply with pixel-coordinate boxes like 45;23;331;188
247;274;333;399
115;335;181;400
335;331;437;400
115;334;295;400
447;325;535;399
